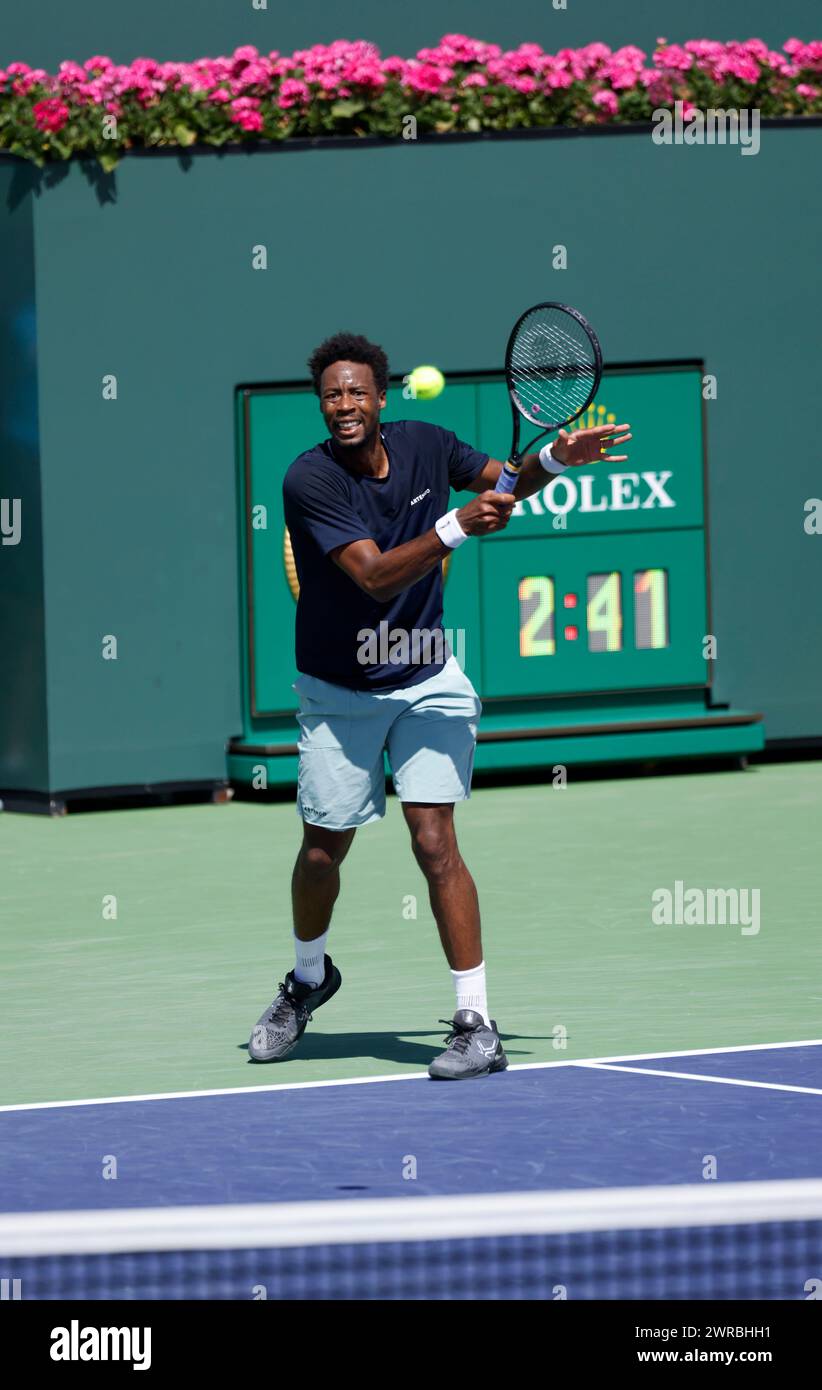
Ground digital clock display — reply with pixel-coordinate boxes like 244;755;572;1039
518;569;670;657
634;568;669;649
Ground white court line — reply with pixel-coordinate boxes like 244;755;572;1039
1;1037;821;1115
2;1178;822;1257
577;1062;822;1097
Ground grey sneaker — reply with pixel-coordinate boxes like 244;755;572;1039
248;954;341;1062
428;1009;509;1080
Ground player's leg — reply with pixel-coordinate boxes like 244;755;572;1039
292;822;357;977
401;801;482;972
401;801;507;1079
247;825;354;1064
248;673;387;1062
388;658;507;1080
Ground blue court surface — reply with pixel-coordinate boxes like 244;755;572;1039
2;1041;822;1300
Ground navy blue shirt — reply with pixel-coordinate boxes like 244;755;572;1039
283;420;488;690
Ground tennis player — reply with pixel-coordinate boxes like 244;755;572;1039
249;333;630;1078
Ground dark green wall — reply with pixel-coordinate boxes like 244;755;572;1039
0;0;818;67
0;165;48;790
1;120;821;792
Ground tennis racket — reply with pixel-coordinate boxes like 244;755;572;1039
494;302;602;494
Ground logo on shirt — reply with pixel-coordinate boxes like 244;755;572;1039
410;488;431;507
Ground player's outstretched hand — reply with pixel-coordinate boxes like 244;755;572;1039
457;490;516;536
554;422;632;466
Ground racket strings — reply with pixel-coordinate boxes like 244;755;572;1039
508;310;598;426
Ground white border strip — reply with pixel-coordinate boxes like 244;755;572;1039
2;1180;822;1257
578;1063;822;1096
2;1039;821;1114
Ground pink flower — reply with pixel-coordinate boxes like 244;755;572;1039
271;57;298;77
461;73;488;88
230;95;264;131
608;67;642;90
15;68;49;93
641;69;674;103
684;41;724;60
592;88;618;115
277;78;310;109
57;61;87;84
788;40;822;70
741;39;769;60
428;34;502;64
765;50;792;74
508;75;537;94
234;61;271;88
348;64;386;89
32;98;70;132
654;44;693;71
797;83;820;98
579;42;612;71
602;48;647;90
555;48;588;81
403;62;453;94
722;50;762;83
208;87;232;103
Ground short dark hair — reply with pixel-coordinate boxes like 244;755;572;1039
307;332;389;396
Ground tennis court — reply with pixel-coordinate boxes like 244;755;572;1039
2;760;821;1299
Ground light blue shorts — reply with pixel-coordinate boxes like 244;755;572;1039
293;656;482;829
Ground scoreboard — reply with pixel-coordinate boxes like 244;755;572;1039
229;365;763;786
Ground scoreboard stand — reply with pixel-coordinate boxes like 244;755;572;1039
472;692;761;775
229;366;763;791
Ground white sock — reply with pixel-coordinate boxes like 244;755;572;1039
294;930;328;986
451;961;490;1027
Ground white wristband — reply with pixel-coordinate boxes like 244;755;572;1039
435;508;468;549
539;442;569;475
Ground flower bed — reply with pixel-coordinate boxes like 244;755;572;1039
1;34;820;170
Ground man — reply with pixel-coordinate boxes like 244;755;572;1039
249;332;630;1079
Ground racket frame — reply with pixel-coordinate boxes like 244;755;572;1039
497;301;603;494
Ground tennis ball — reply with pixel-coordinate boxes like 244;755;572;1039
409;365;445;400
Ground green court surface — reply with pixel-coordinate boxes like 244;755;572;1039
1;761;820;1108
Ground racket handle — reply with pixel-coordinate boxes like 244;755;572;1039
495;460;521;495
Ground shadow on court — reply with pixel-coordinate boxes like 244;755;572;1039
238;1030;539;1066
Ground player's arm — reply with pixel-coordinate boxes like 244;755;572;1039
465;423;633;499
468;453;554;501
330;492;514;604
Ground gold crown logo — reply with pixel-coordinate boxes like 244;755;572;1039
573;401;616;433
283;526;451;601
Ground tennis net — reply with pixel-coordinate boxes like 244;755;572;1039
3;1180;821;1300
